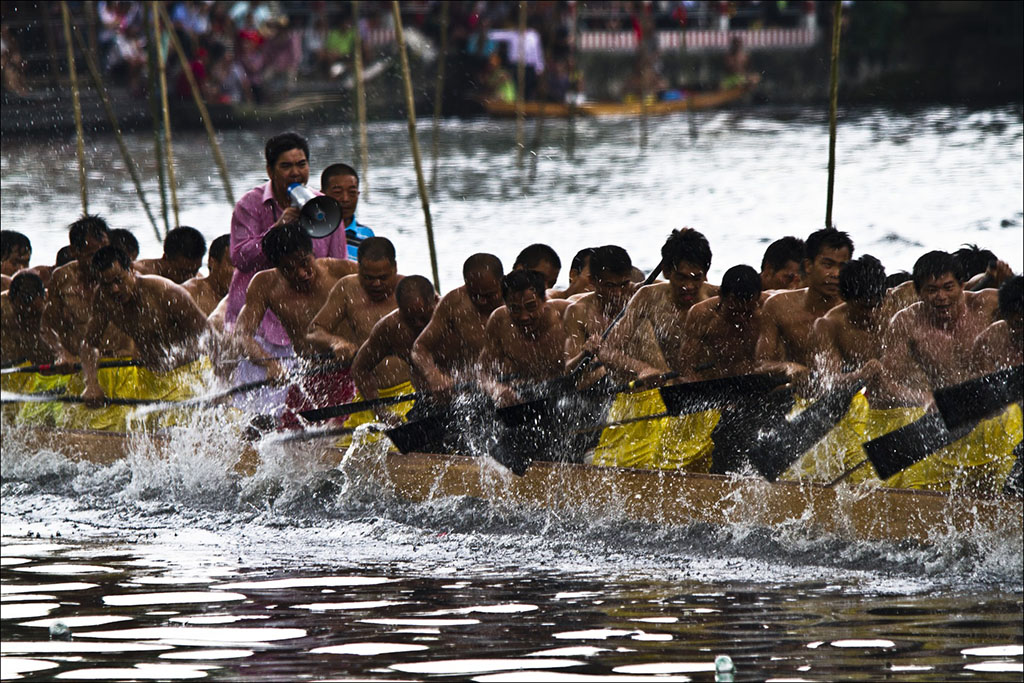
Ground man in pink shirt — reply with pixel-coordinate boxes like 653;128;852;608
226;132;348;411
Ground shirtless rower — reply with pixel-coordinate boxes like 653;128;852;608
183;235;234;316
80;246;212;406
1;230;31;277
513;243;561;290
759;236;804;291
601;228;718;380
676;264;764;380
44;215;135;359
108;229;140;262
307;237;403;385
410;253;504;395
809;254;889;391
1;272;72;367
882;251;998;407
135;226;207;284
233;223;357;379
563;245;633;382
972;275;1023;374
756;227;854;384
548;247;595;300
479;269;567;406
350;275;437;424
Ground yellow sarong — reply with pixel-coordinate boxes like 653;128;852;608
336;381;416;449
896;403;1022;495
62;358;211;432
591;388;719;472
3;364;73;426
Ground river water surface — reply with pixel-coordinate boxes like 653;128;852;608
2;105;1023;681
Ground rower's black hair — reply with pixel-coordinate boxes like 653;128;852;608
884;271;911;289
8;271;44;303
662;228;712;273
357;236;396;264
108;229;140;261
805;227;854;263
570;248;595;274
1;231;31;260
396;275;436;306
320;163;359;188
501;268;546;301
209;235;231;262
164;226;207;260
998;275;1023;318
953;243;997;279
590;245;632;279
265;132;310;168
912;250;964;291
55;246;76;267
463;253;503;280
68;214;110;249
91;245;132;274
839;254;886;305
261;222;312;267
514;243;561;271
760;236;804;271
720;265;761;300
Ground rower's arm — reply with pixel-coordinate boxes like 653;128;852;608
879;311;930;407
233;274;283;378
352;319;392;402
563;303;592;372
754;301;807;381
42;275;76;354
409;298;455;392
306;280;359;363
675;307;705;381
600;295;665;379
477;315;517;405
79;309;109;403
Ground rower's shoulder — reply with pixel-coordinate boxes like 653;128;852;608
319;257;358;278
687;296;718;317
632;281;666;304
182;275;208;296
965;288;999;314
761;287;801;317
564;291;596;315
47;261;77;287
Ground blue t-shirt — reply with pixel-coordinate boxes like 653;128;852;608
345;218;375;261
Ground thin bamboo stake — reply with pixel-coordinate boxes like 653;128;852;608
60;1;88;214
391;0;440;292
144;2;169;235
352;0;369;199
430;0;449;190
74;29;161;242
158;2;234;206
153;2;179;227
825;0;843;229
515;0;527;167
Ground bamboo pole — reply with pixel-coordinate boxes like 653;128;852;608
352;0;369;199
515;0;527;167
825;0;842;229
430;0;449;190
391;0;440;292
158;2;235;206
74;28;161;242
153;2;179;227
144;3;169;235
60;1;88;214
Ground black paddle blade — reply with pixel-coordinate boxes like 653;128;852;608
934;365;1023;431
748;382;864;482
385;416;448;454
1004;440;1023;499
659;373;787;416
863;412;975;481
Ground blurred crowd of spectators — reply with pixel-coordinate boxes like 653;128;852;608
2;1;814;105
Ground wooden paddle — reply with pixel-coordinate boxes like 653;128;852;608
934;365;1023;431
744;380;866;482
863;411;977;482
0;359;143;376
1;391;158;406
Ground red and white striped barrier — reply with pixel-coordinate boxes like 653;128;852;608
364;27;817;54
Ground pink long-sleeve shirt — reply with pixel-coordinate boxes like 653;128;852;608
225;180;348;346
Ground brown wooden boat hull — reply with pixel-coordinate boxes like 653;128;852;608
9;428;1021;545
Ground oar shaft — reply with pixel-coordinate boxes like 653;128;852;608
827;458;870;488
1;360;142;376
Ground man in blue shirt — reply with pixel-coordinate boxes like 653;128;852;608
320;163;374;261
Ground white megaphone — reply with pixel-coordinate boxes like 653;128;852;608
288;182;342;239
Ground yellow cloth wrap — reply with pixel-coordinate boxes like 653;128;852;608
2;364;73;426
2;364;35;422
781;395;926;485
335;381;416;449
591;388;719;472
895;403;1022;495
62;359;210;432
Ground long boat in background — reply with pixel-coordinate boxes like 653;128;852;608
482;85;753;119
11;426;1021;547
